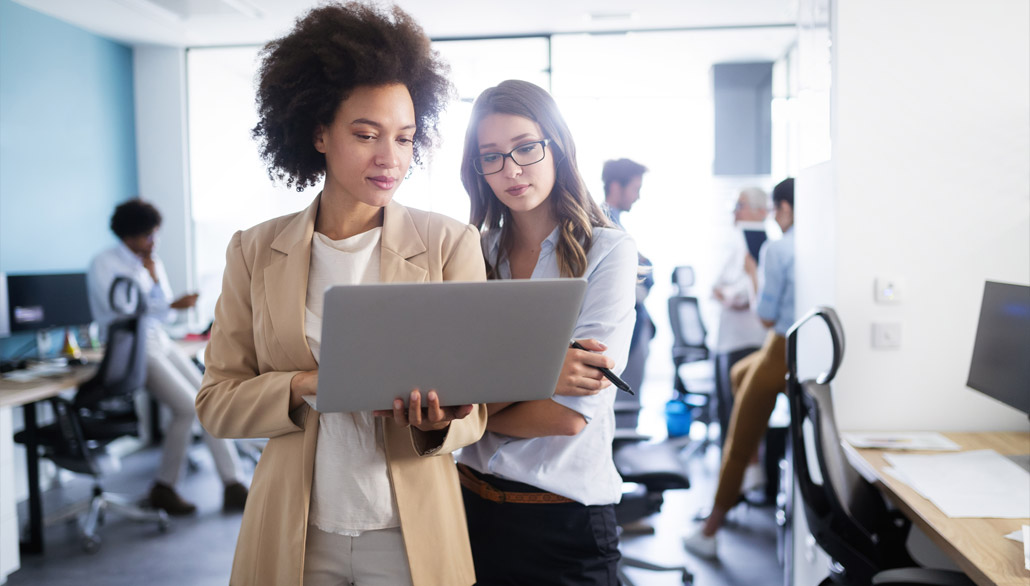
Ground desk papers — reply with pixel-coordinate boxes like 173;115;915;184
883;449;1030;518
843;431;960;450
1003;528;1024;543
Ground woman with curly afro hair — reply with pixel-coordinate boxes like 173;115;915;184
195;4;487;585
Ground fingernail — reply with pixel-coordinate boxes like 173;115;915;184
394;399;403;409
428;390;437;401
410;390;419;401
598;341;608;349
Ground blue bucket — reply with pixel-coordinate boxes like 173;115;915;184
665;398;693;438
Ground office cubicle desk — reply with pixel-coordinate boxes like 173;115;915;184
0;338;207;566
843;432;1030;586
0;359;99;563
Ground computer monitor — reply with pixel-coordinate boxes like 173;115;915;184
5;273;93;333
966;281;1030;415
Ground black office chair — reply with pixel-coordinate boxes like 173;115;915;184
614;439;693;585
785;307;973;586
667;294;716;456
15;316;168;553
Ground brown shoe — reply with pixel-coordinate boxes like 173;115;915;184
223;482;248;512
149;482;197;516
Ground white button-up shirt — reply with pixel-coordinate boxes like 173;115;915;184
458;226;638;506
86;242;174;343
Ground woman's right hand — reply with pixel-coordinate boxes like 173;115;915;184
289;370;318;410
554;338;614;397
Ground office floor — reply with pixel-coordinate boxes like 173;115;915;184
7;377;785;586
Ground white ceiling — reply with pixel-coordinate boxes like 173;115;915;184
14;0;798;63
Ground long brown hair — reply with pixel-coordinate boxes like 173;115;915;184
460;80;610;278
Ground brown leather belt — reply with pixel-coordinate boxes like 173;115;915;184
457;463;574;505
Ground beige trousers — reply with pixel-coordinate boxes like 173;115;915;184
303;525;413;586
713;331;788;510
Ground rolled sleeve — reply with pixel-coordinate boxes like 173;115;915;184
756;244;784;323
552;233;638;421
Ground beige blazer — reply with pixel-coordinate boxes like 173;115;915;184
196;195;487;586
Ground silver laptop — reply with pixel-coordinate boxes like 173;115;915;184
313;279;587;413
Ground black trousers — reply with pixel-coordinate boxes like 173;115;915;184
462;476;620;586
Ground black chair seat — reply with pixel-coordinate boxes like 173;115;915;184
614;442;690;491
672;346;709;363
79;413;140;439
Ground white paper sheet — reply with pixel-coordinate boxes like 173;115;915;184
1003;528;1024;543
843;431;960;450
883;449;1030;518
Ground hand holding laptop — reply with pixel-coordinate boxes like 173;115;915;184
289;370;319;411
373;389;474;432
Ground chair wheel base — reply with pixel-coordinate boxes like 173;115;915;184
82;535;101;554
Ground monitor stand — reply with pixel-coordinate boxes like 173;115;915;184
1003;453;1030;474
35;329;52;360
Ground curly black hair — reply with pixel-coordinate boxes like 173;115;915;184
110;198;162;239
252;2;453;191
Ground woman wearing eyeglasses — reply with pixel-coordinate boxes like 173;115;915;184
455;80;638;586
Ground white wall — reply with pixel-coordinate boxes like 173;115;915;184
798;0;1030;434
133;46;195;320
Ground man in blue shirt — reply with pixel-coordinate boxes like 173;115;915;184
601;158;654;399
684;178;795;559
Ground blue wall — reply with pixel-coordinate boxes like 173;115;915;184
0;0;138;274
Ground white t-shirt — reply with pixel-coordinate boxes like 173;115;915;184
304;228;399;536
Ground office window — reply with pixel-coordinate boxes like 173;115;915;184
185;40;548;325
186;47;314;324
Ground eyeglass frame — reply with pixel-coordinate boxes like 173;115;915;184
471;139;552;176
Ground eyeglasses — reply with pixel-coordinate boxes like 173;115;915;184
472;139;551;175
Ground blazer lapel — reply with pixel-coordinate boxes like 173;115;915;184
264;195;320;371
380;200;429;283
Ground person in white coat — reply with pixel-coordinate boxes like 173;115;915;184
88;198;247;516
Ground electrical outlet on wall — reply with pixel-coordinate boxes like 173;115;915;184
874;278;901;304
871;322;902;349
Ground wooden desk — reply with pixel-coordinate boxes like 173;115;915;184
844;432;1030;586
0;340;202;556
0;363;98;555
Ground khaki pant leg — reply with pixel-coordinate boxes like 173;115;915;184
713;332;788;510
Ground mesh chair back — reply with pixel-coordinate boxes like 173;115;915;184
786;307;913;585
669;295;707;351
671;265;695;292
75;316;147;409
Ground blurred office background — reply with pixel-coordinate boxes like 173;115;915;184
1;0;1027;584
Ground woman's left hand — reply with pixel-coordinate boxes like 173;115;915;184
374;389;474;432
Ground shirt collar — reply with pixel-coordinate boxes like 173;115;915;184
485;225;561;268
116;240;143;267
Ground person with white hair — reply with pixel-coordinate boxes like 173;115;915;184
709;186;770;487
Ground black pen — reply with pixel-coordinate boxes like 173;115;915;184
569;341;634;395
